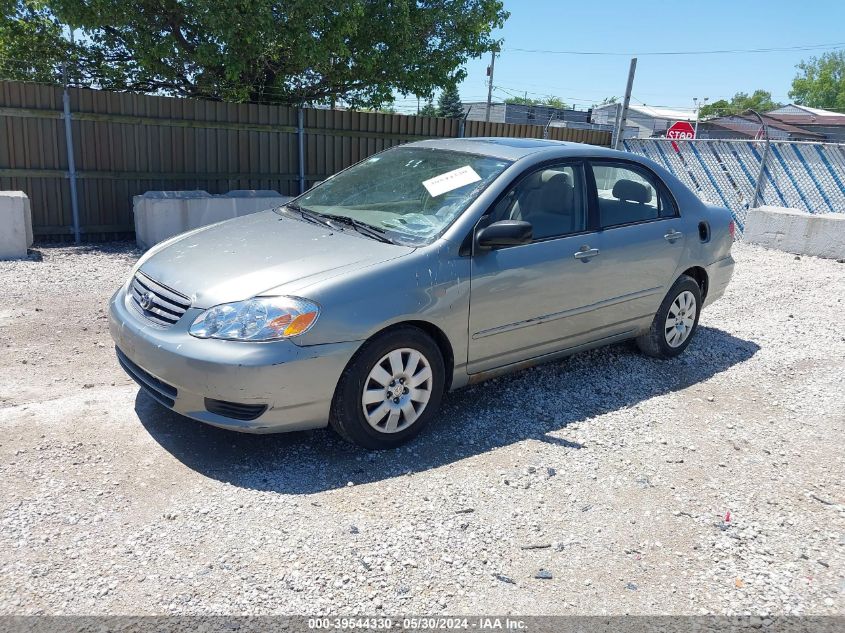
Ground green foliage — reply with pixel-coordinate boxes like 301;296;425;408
504;95;537;105
698;90;782;119
542;95;567;109
0;1;72;82
1;0;508;108
790;51;845;111
504;94;568;109
419;100;438;117
595;96;617;105
437;84;464;118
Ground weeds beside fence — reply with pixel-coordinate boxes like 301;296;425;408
624;138;845;232
0;80;611;241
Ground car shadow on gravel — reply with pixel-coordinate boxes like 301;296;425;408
135;326;759;494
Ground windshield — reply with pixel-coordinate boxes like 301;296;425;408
284;147;511;245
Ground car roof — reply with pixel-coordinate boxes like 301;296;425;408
404;136;630;162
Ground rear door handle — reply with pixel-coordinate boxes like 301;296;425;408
664;230;683;242
574;248;600;260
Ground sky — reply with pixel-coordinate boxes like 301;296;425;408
393;0;845;115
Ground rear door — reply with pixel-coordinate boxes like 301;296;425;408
589;161;687;323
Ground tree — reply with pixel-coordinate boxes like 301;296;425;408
419;100;438;117
504;95;567;109
698;90;782;118
505;95;538;106
542;96;567;110
790;51;845;111
437;85;464;118
1;0;509;108
0;1;75;83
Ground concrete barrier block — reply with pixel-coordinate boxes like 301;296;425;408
133;190;291;249
133;191;212;250
744;206;845;260
0;191;33;259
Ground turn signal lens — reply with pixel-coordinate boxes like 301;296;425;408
729;220;736;238
283;311;318;337
190;296;320;341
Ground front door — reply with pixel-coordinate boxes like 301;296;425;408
467;162;611;373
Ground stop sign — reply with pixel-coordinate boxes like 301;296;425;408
666;120;695;140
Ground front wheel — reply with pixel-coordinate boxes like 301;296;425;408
329;326;445;449
636;275;702;359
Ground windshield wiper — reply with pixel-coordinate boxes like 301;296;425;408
319;213;396;244
283;202;334;228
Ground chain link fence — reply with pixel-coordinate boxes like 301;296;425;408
623;138;845;234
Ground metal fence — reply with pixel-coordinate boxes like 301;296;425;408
623;138;845;233
0;80;611;241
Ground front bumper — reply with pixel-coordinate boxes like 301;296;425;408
108;286;361;433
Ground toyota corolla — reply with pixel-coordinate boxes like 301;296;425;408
109;138;735;449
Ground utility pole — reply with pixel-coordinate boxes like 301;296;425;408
612;57;637;150
485;50;496;123
62;28;81;244
693;97;708;138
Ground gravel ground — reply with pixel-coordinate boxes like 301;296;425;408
0;242;843;616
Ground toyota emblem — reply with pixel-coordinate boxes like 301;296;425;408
139;291;155;311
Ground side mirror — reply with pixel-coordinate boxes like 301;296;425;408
476;220;533;250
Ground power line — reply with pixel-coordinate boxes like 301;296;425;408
504;41;845;57
492;85;602;108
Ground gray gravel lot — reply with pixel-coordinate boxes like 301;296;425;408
0;242;843;615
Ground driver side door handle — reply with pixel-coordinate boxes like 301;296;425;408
664;230;684;242
574;248;600;260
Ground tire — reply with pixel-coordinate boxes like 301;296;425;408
636;274;702;359
329;326;446;449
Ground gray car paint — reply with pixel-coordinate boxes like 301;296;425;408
109;138;735;433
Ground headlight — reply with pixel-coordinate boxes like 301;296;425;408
189;296;320;341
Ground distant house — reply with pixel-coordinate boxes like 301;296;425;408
590;103;696;139
463;102;591;126
699;113;825;142
764;104;845;142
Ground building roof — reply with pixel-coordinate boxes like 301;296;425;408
704;113;825;139
769;104;844;117
593;102;695;121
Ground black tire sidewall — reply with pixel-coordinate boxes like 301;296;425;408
331;327;445;449
654;276;703;357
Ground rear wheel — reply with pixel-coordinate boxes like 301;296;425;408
636;275;702;359
330;327;445;449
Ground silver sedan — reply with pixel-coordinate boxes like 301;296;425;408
109;138;735;449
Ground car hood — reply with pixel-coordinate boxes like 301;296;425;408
138;210;414;307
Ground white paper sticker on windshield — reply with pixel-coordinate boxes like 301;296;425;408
422;166;482;197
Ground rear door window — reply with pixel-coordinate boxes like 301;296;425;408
591;163;675;228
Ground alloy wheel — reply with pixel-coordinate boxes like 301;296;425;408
361;348;433;433
664;290;697;348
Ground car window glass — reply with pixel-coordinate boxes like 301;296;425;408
494;164;586;240
592;164;662;227
657;184;678;218
294;147;511;246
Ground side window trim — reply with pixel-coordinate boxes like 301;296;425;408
588;159;678;229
